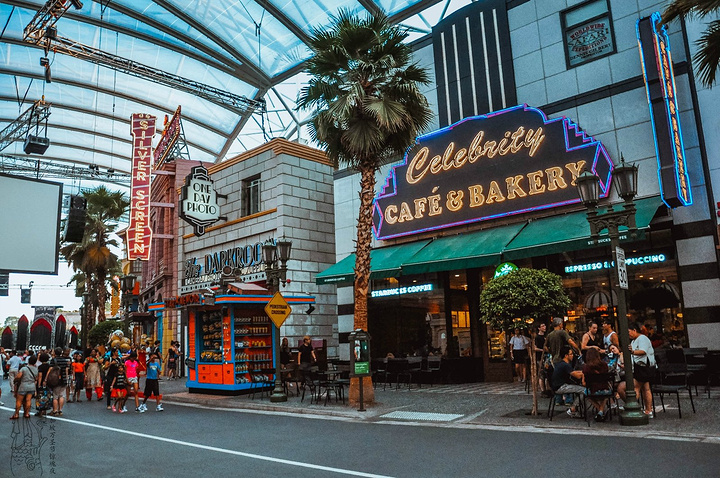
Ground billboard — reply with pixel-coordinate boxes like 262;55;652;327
0;173;62;274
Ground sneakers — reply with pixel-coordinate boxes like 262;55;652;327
0;401;5;406
594;412;605;422
122;406;127;413
156;404;164;412
138;406;146;413
111;405;116;412
139;403;148;411
566;408;581;418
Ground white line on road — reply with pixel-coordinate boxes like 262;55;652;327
7;410;394;478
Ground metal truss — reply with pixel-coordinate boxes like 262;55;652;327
0;153;131;187
23;1;265;116
0;99;51;153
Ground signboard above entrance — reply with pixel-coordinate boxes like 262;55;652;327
372;105;614;240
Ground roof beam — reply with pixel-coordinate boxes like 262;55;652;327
215;88;269;162
356;0;383;17
254;0;311;45
151;0;273;88
388;0;445;24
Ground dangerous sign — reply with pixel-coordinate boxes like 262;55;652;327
265;292;292;328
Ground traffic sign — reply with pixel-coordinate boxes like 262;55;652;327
616;246;628;290
265;292;292;328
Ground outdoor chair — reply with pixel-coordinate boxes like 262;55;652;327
547;388;584;421
371;358;388;390
683;347;709;397
582;372;616;426
385;358;411;390
419;356;442;386
651;362;695;418
406;357;423;389
249;373;273;400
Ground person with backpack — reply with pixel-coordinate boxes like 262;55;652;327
49;347;72;416
35;352;53;417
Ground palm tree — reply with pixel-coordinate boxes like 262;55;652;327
60;186;128;346
663;0;720;87
297;9;433;402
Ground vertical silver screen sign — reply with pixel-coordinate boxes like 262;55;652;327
616;246;628;290
180;165;220;236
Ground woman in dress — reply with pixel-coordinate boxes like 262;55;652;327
10;355;38;419
165;342;178;380
84;348;104;400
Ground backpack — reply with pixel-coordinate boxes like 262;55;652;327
46;366;61;388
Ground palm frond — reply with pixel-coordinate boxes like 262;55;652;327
695;19;720;86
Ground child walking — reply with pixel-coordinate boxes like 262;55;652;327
111;364;128;413
140;353;163;412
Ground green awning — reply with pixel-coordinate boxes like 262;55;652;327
502;196;665;260
401;222;526;275
315;240;431;285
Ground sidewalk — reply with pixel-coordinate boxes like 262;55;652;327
158;377;720;440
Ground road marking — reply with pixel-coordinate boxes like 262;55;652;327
457;409;488;423
35;413;395;478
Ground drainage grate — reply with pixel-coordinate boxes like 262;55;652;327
380;411;463;422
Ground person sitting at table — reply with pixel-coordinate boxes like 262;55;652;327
583;348;612;422
551;345;585;418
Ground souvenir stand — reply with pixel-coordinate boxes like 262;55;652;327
149;288;314;394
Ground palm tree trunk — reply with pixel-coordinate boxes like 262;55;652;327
350;164;376;406
97;272;107;322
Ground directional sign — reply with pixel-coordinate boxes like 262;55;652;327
264;292;292;328
616;246;628;290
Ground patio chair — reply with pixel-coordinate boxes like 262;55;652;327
582;372;616;426
651;362;695;418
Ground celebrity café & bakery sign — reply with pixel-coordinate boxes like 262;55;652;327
372;105;615;240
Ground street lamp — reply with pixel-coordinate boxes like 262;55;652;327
81;291;90;349
262;237;292;403
576;158;648;426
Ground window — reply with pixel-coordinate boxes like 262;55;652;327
561;0;616;68
242;175;261;216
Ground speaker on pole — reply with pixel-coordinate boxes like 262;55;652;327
63;195;87;243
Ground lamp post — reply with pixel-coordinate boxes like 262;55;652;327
575;158;648;426
262;237;292;403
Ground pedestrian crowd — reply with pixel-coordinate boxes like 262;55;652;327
515;316;659;422
0;342;172;419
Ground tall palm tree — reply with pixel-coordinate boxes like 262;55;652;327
61;186;128;346
297;9;432;402
663;0;720;87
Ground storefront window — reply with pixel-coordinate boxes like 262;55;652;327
562;241;686;347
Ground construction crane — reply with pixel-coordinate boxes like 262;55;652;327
23;0;265;116
0;98;51;153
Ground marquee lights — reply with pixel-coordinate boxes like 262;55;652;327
565;253;666;273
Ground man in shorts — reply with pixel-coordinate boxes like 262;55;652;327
50;347;72;416
139;353;163;412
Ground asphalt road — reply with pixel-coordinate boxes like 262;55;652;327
2;398;719;478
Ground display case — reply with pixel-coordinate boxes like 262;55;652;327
233;311;274;386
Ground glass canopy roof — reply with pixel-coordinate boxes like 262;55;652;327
0;0;474;188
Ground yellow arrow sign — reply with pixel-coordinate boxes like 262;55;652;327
265;291;292;328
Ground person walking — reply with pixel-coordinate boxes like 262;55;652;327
7;350;23;395
50;347;72;416
10;355;38;419
124;352;141;412
139;353;163;412
111;364;128;413
103;348;122;410
84;349;104;400
165;342;178;380
35;352;52;417
297;335;316;373
0;347;7;406
71;352;84;403
509;327;530;382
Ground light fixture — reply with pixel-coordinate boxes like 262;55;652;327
612;155;639;201
575;170;601;207
306;304;315;315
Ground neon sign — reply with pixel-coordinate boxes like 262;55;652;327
153;105;181;169
371;283;433;298
637;13;692;208
127;113;155;261
564;253;666;273
372;105;614;240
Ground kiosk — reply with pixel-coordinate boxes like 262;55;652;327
149;291;314;394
